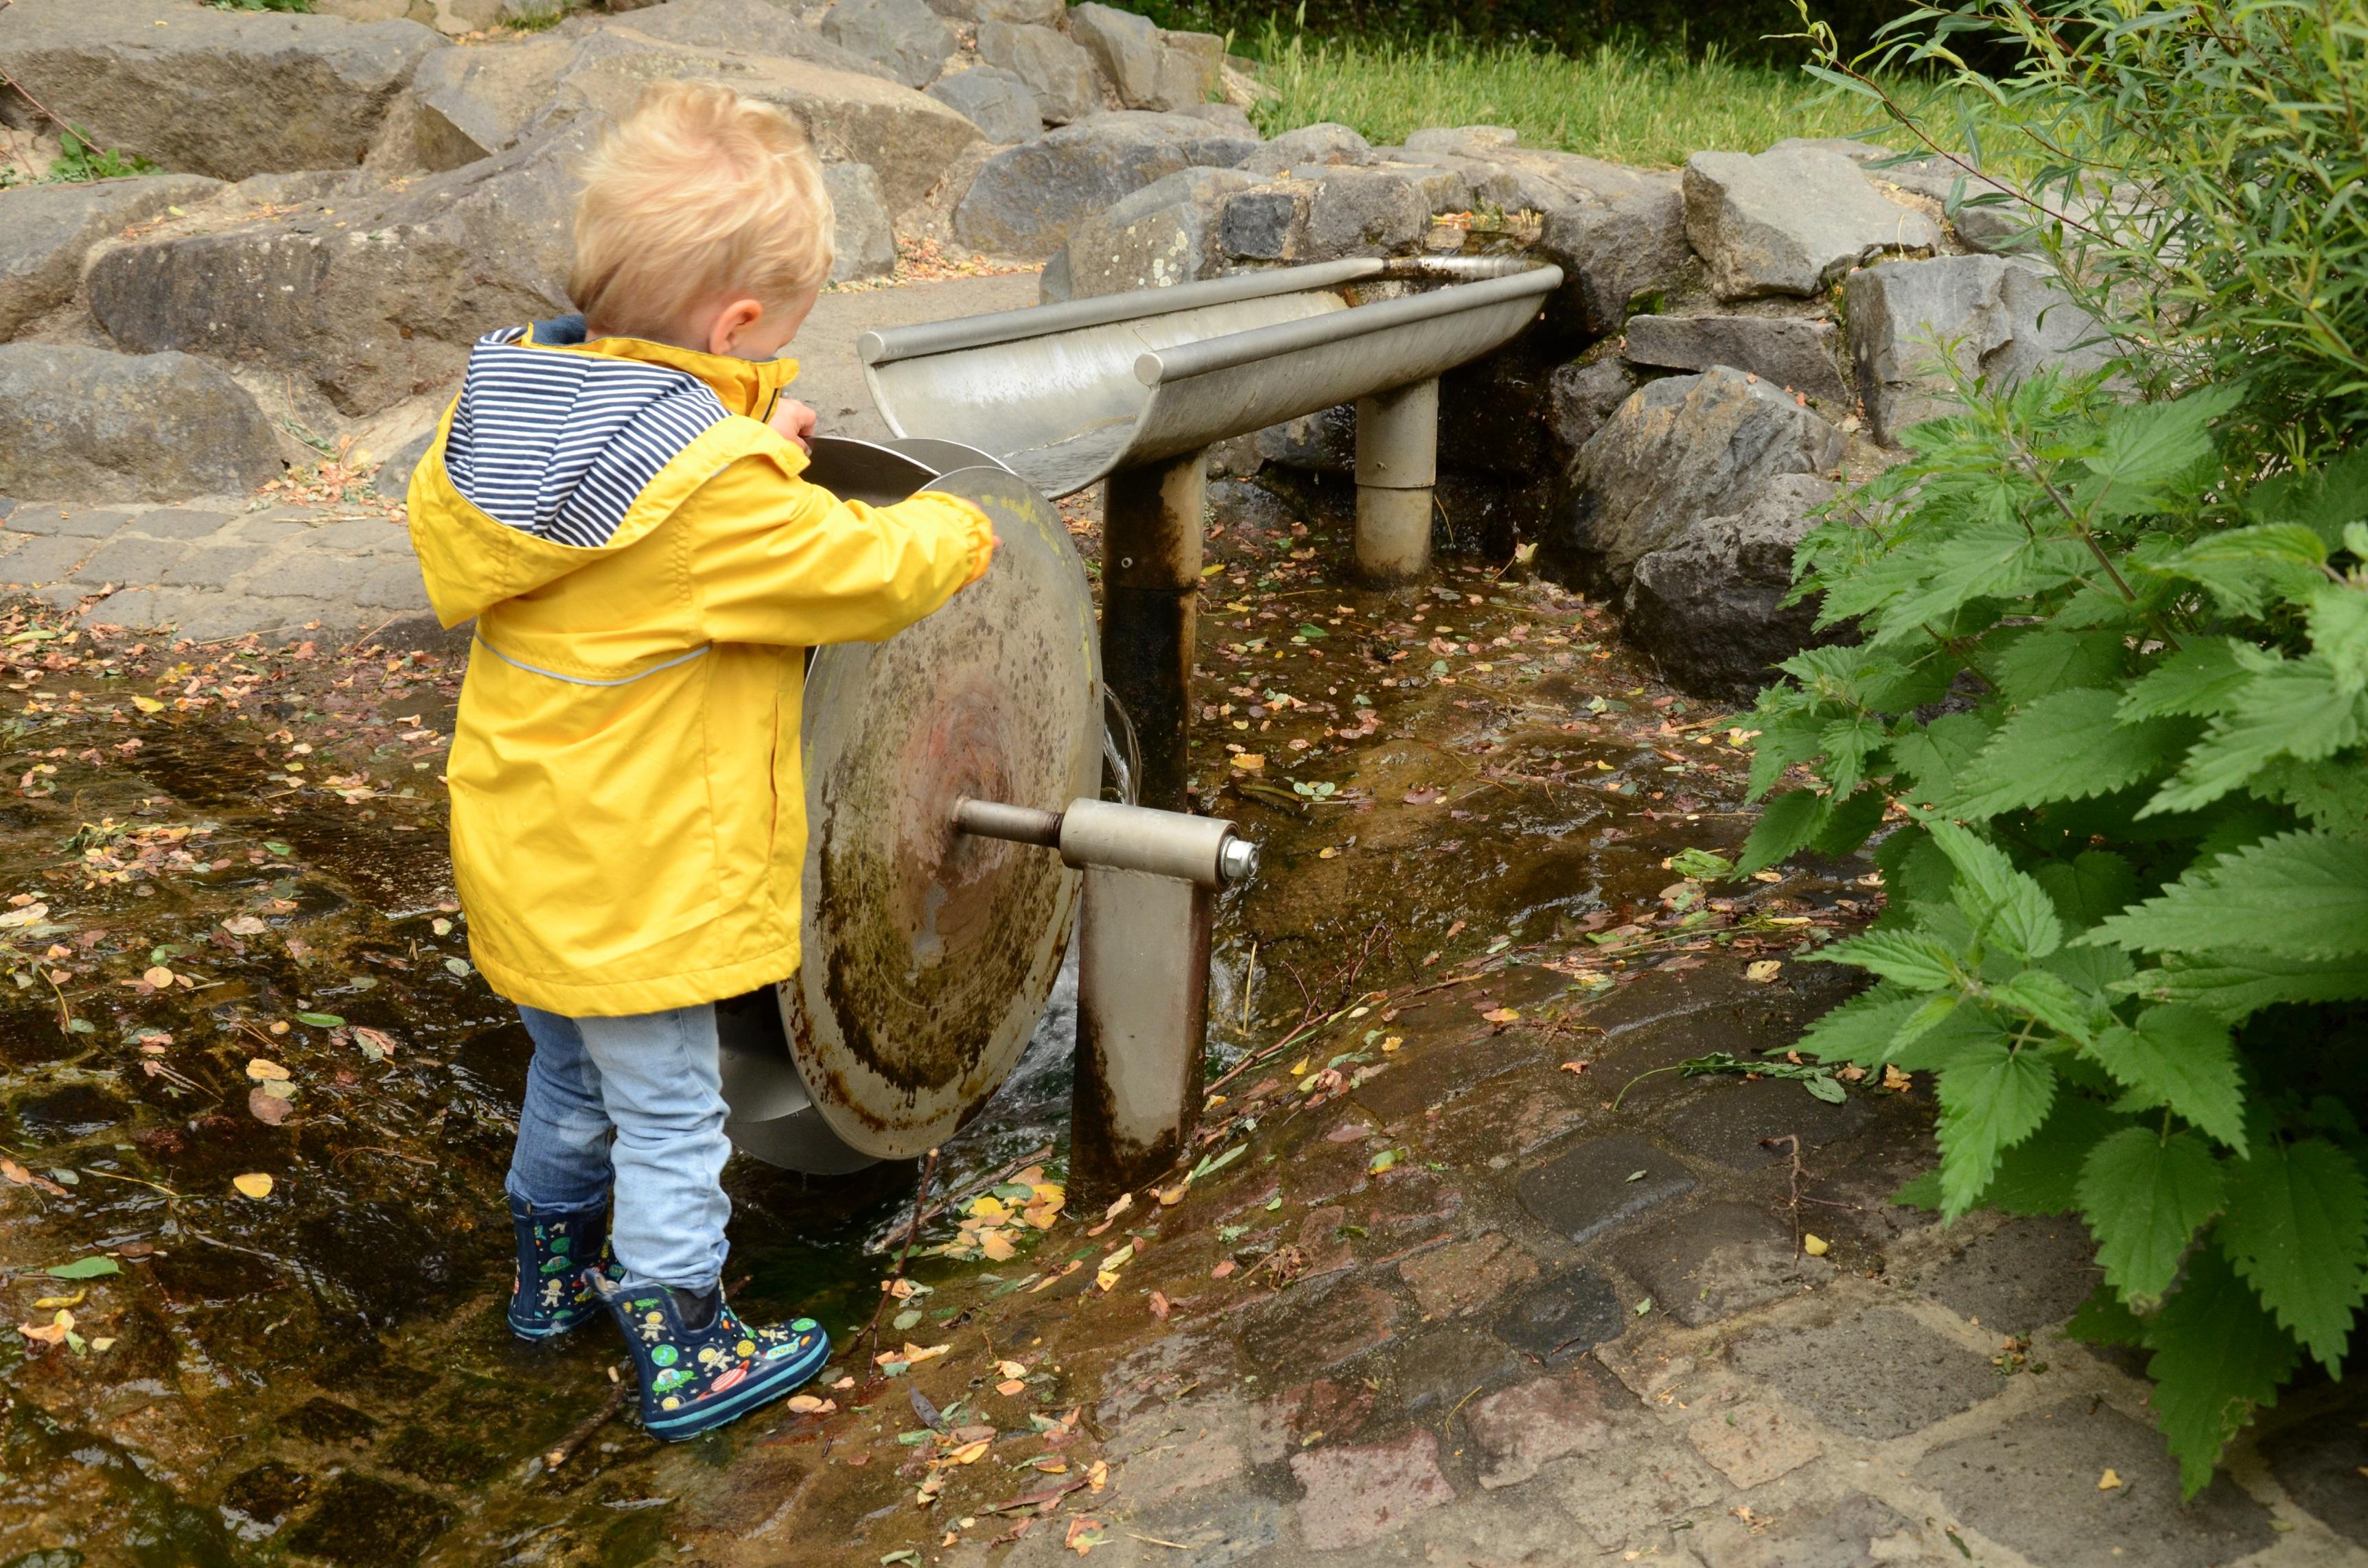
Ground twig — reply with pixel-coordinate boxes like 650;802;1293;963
542;1372;629;1472
1761;1134;1806;1259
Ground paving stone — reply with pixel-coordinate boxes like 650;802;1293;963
1651;1075;1874;1169
1400;1232;1537;1319
1493;1267;1627;1362
3;506;131;539
1391;1324;1527;1417
1236;1272;1401;1377
357;559;434;612
0;535;102;586
79;587;202;633
126;508;237;541
1730;1303;2000;1441
69;535;194;587
1907;1216;2101;1335
1100;1495;1285;1568
1465;1372;1614;1489
161;545;273;591
0;498;14;520
1914;1398;2275;1567
240;548;384;600
1110;1419;1249;1509
1691;1490;1943;1567
1685;1399;1822;1489
2260;1403;2368;1548
1551;1435;1730;1552
227;519;310;547
1249;1375;1381;1462
1288;1428;1456;1551
1614;1201;1832;1328
301;519;409;553
1516;1134;1696;1245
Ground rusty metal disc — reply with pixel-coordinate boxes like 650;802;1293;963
778;455;1100;1159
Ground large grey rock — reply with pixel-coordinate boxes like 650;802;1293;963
1235;121;1368;176
0;0;443;181
88;124;592;418
1545;357;1635;454
1067;4;1218;113
1058;165;1257;296
1559;364;1844;589
0;344;281;503
1624;473;1839;700
612;0;894;80
822;161;898;281
1402;124;1519;159
1623;314;1849;403
1305;164;1456;257
926;65;1042;146
1684;146;1941;299
404;28;982;211
1844;255;2111;443
925;0;1063;20
0;175;225;339
974;21;1100;125
1536;172;1691;338
820;0;956;89
953;111;1255;259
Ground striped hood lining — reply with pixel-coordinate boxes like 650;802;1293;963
445;318;732;549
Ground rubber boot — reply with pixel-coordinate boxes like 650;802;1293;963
506;1196;618;1342
590;1273;829;1442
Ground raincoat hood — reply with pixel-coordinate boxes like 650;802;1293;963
408;315;804;627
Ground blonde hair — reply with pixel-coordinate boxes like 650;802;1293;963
569;82;835;340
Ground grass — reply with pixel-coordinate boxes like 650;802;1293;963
1242;27;1925;169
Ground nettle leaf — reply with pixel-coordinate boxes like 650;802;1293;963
1936;1041;2058;1218
1982;1091;2131;1216
2082;1005;2247;1151
1795;986;1923;1063
1889;712;1998;804
1949;689;2187;819
1817;928;1962;991
1872;519;2091;644
2307;584;2368;694
2145;1245;2301;1499
2076;1127;2226;1299
2117;639;2254;721
1989;968;2105;1044
2219;1138;2368;1372
2249;755;2368;839
1745;707;1831;799
2033;851;2140;928
1818;712;1887;799
1737;788;1826;873
1809;786;1890;857
2147;524;2330;618
2078;384;2240;513
2091;830;2368;961
2132;948;2368;1022
2146;658;2368;817
1989;627;2128;703
1930;821;2062;960
2247;444;2368;548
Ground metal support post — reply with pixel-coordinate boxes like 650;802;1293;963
1354;377;1439;585
1100;449;1205;812
1071;865;1211;1204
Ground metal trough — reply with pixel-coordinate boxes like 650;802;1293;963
858;257;1562;808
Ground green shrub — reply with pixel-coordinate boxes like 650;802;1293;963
1746;0;2368;1494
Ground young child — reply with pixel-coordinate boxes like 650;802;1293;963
405;82;995;1442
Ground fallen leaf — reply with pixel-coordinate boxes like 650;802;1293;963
245;1057;290;1081
1086;1459;1108;1493
3;1157;68;1196
785;1394;837;1414
997;1379;1028;1396
295;1011;344;1028
44;1256;120;1280
1148;1291;1170;1321
130;695;164;714
1065;1517;1104;1556
1210;1259;1235;1280
18;1309;73;1346
1154;1182;1187;1206
1745;960;1783;983
249;1086;294;1126
1229;753;1264;773
1483;1007;1520;1023
141;965;174;988
1881;1064;1912;1092
903;1341;951;1365
944;1438;992;1465
980;1230;1018;1261
0;902;48;928
353;1026;399;1061
2098;1468;2122;1490
231;1173;274;1200
1367;1149;1399;1174
1559;1060;1590;1075
89;1337;115;1351
222;915;268;937
1802;1234;1830;1257
32;1291;86;1309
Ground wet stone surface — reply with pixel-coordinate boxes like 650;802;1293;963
1516;1132;1698;1244
1612;1198;1830;1327
1728;1303;2002;1440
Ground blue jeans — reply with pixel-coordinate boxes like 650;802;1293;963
505;1004;732;1294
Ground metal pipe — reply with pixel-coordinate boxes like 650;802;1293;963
1136;266;1560;386
1355;376;1440;585
951;798;1063;847
1056;798;1243;887
859;257;1384;367
1071;865;1209;1204
1101;449;1205;812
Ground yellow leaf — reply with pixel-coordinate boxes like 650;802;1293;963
785;1394;836;1414
967;1194;1010;1222
1745;960;1783;983
141;966;174;988
2098;1468;2122;1490
1100;1192;1133;1224
1100;1243;1134;1272
1881;1064;1913;1092
231;1173;274;1199
245;1057;290;1081
903;1341;951;1365
995;1359;1027;1379
945;1438;990;1465
997;1378;1028;1396
1094;1271;1119;1292
1483;1007;1520;1023
981;1230;1018;1261
131;696;164;714
90;1337;115;1351
1802;1234;1830;1256
32;1291;85;1310
1154;1183;1187;1206
1230;753;1264;772
1087;1459;1108;1492
1380;1036;1401;1053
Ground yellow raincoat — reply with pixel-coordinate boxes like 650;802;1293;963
408;318;991;1016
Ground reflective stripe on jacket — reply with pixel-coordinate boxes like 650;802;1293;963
408;318;992;1016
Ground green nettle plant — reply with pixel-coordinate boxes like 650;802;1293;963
1748;0;2368;1492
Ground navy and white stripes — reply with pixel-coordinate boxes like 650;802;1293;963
444;324;731;548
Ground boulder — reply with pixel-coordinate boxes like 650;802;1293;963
925;0;1064;20
953;111;1255;259
403;28;982;211
0;344;281;502
1058;165;1258;296
1844;255;2110;443
1402;124;1520;159
0;0;443;181
1546;357;1636;455
1535;173;1691;338
1683;146;1940;300
376;426;439;503
1622;314;1849;404
88;123;592;418
612;0;894;80
820;0;956;90
823;161;898;281
1625;473;1839;700
926;65;1042;145
1066;4;1220;113
974;21;1100;125
0;174;225;339
1236;121;1369;176
1305;164;1458;257
1218;185;1305;262
1558;364;1844;589
1255;403;1354;473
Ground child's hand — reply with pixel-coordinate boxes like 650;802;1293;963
767;398;817;452
962;533;1001;587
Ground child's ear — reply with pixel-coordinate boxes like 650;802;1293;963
706;298;766;358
